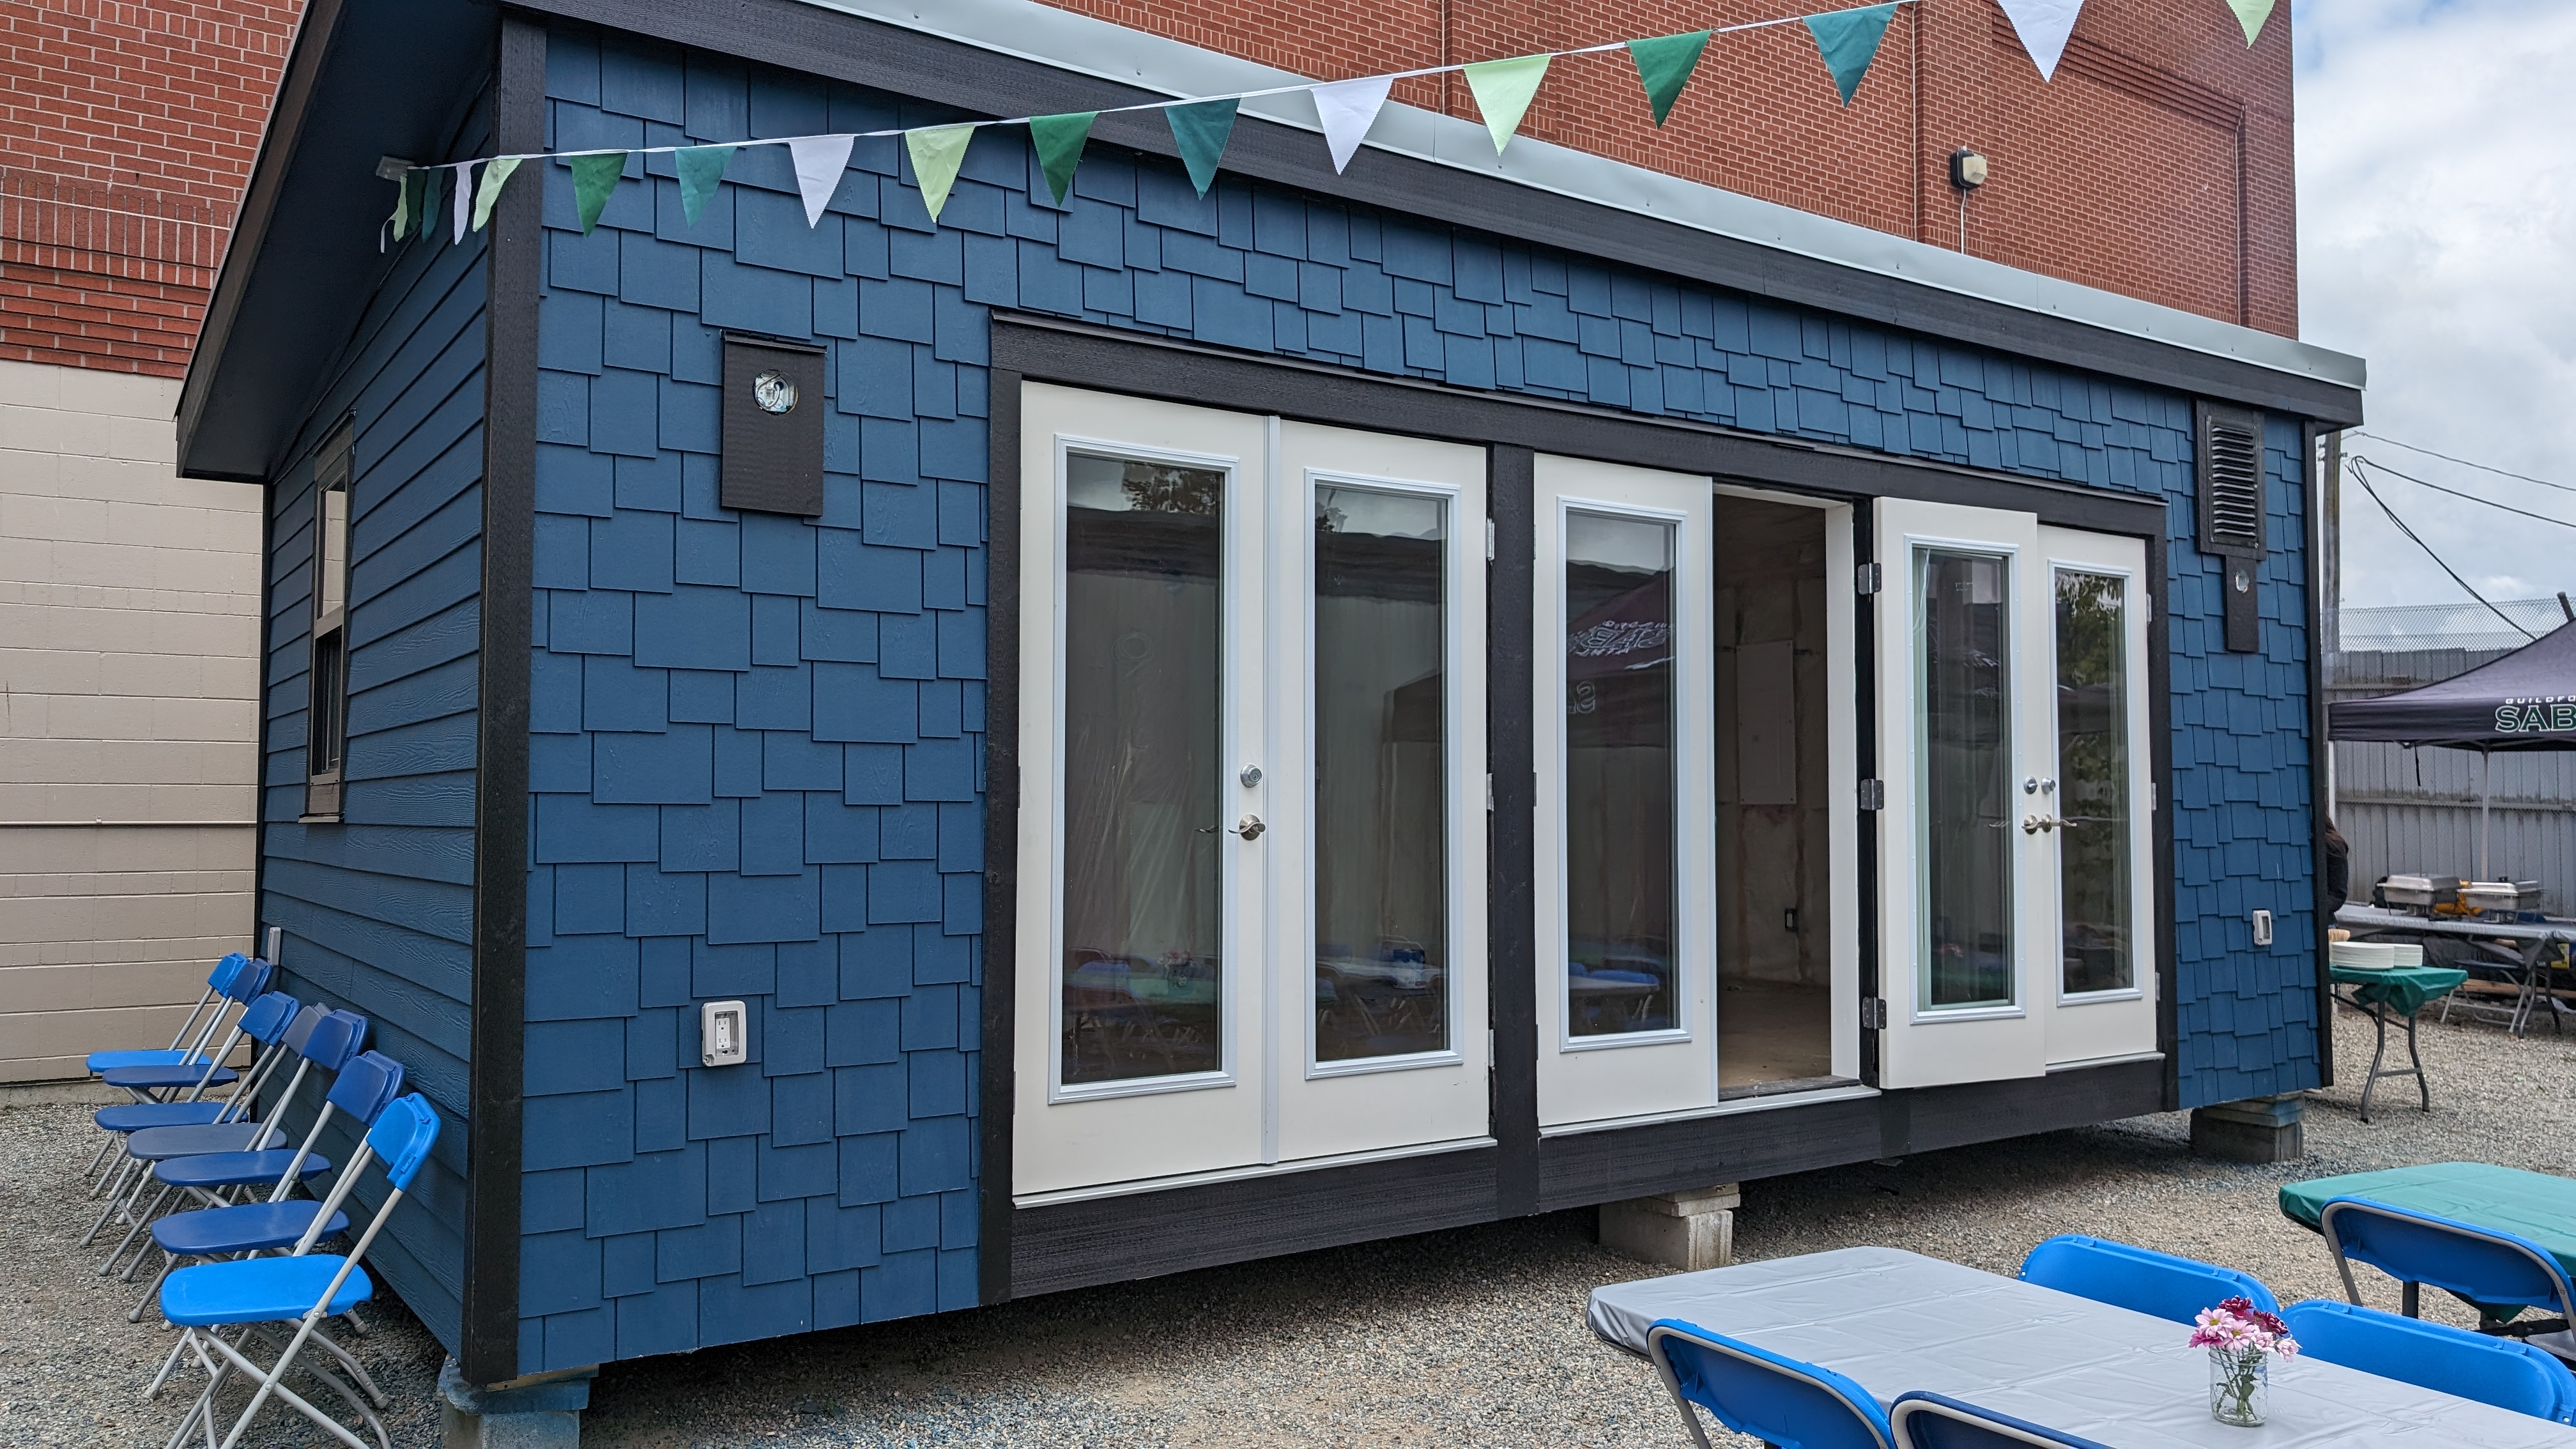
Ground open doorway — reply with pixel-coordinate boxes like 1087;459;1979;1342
1714;494;1841;1094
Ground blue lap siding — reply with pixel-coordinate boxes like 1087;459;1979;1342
256;142;490;1353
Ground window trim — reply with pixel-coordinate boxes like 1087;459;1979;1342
302;421;355;822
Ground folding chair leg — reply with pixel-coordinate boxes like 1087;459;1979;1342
205;1314;381;1449
91;1139;135;1197
86;1131;118;1179
130;1253;182;1323
84;1156;144;1243
100;1180;174;1276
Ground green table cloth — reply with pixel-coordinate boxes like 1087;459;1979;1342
2280;1162;2576;1280
2331;963;2468;1016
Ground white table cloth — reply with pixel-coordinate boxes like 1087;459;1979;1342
1588;1246;2576;1447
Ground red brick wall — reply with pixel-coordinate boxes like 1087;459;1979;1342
0;1;300;376
1047;0;2299;336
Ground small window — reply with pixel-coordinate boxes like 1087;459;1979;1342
303;423;355;821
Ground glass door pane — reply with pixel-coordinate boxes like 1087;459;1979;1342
1314;485;1449;1062
1565;511;1678;1038
2054;568;2135;995
1060;452;1225;1085
1915;548;2012;1011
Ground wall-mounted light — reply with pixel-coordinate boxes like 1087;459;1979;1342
1949;148;1989;190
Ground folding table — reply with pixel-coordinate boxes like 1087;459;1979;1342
2328;962;2467;1122
2280;1163;2576;1280
2336;904;2573;1037
1588;1245;2576;1446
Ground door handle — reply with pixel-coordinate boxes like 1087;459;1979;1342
2022;815;2057;835
1230;814;1266;841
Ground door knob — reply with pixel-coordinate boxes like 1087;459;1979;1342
2022;815;2057;834
1230;814;1266;841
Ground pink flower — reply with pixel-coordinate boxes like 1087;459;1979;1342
2191;1301;2297;1358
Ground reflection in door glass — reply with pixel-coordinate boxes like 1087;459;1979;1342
1314;486;1448;1062
1060;453;1225;1085
1565;512;1677;1037
1917;548;2012;1009
2055;569;2133;994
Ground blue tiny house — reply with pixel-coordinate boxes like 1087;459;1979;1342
181;0;2362;1399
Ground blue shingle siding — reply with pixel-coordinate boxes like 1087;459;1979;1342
516;24;2316;1364
256;146;489;1355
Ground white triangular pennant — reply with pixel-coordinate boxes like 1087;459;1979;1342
1310;75;1394;174
452;160;475;244
1996;0;2085;82
786;134;857;227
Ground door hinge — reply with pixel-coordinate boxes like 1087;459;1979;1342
1485;518;1498;562
1855;562;1882;595
1485;772;1495;812
1857;778;1885;811
2141;593;2153;624
2148;781;2157;812
1860;997;1888;1030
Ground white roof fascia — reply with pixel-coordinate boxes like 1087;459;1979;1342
797;0;2363;393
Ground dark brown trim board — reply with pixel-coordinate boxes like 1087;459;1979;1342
2147;526;2182;1110
1011;1060;2166;1296
2304;422;2335;1086
460;11;544;1386
978;371;1025;1305
1487;445;1539;1220
498;0;2359;427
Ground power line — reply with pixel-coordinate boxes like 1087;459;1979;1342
2349;455;2576;532
2347;461;2538;641
2348;431;2576;496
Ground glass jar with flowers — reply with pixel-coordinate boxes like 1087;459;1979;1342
2191;1296;2299;1427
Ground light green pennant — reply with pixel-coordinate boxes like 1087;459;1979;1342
675;146;733;226
1628;31;1712;127
1464;54;1551;155
1165;98;1240;197
904;125;977;225
2227;0;2273;45
393;167;427;241
1804;2;1899;107
1029;112;1098;207
470;156;521;231
569;152;627;234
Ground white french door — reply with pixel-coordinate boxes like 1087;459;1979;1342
2035;526;2159;1068
1012;385;1486;1197
1534;455;1718;1128
1873;500;2156;1088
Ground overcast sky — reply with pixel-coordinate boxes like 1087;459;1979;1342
2294;0;2576;613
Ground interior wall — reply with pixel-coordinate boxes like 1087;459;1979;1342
1713;497;1830;990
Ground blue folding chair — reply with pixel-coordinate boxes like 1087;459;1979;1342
91;998;323;1150
2017;1235;2280;1325
157;1092;440;1449
2319;1196;2576;1362
98;1009;367;1294
96;957;277;1102
2281;1298;2576;1423
84;993;303;1252
1889;1392;2109;1448
1645;1319;1893;1449
127;1043;397;1322
86;952;250;1073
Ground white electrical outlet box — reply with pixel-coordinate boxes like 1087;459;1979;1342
700;1000;748;1066
2251;909;2273;947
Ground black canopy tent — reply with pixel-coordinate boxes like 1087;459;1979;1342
2329;621;2576;878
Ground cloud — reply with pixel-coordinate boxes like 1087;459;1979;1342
2294;0;2576;611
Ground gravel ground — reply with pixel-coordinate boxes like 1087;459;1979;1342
8;999;2572;1447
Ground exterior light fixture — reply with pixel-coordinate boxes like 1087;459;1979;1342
1949;148;1988;190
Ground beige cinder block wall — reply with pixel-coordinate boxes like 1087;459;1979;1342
0;356;262;1082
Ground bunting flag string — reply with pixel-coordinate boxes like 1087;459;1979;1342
376;0;2276;251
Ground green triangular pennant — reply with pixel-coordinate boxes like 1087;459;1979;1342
1463;54;1550;154
394;168;427;241
675;146;733;226
471;157;521;231
1029;112;1098;207
2227;0;2273;45
1804;3;1898;107
1628;31;1712;127
569;152;627;234
904;125;977;225
1165;98;1240;197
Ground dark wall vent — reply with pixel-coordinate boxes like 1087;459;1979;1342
2195;401;2268;652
